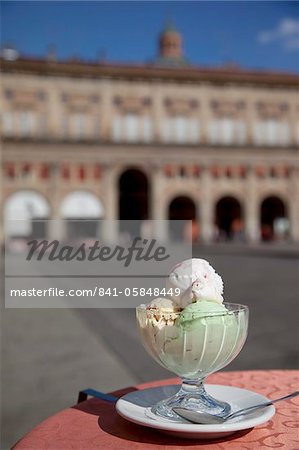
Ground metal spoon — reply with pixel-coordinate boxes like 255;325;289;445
173;390;299;424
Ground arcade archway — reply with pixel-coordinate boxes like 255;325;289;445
215;196;243;241
168;195;197;241
4;190;50;238
118;168;149;236
60;190;104;238
260;196;288;241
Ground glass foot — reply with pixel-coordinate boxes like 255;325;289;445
151;379;231;421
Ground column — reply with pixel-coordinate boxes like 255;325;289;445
47;82;64;139
48;216;66;241
200;166;214;243
244;166;260;243
100;164;118;242
289;103;298;146
151;165;168;241
246;98;256;145
48;162;66;241
289;167;299;242
100;79;112;140
151;83;163;142
200;87;210;145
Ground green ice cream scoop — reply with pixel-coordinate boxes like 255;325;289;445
176;300;230;331
165;300;244;378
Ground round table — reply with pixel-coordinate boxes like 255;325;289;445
13;370;299;449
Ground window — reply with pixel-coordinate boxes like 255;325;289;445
174;116;187;143
2;111;14;136
124;114;138;142
112;115;122;142
112;115;153;142
253;120;290;146
162;116;200;144
208;118;247;145
221;118;234;144
266;120;276;145
19;111;35;136
72;113;85;139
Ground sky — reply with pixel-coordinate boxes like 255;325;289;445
1;1;299;73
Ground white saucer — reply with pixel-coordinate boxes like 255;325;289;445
116;384;275;439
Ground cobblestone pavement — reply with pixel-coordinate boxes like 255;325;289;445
1;244;298;449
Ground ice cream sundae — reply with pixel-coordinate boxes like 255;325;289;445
136;258;248;419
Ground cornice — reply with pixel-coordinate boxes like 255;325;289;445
2;58;299;88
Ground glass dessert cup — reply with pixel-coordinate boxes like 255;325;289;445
136;303;249;421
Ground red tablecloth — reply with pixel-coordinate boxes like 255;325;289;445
13;370;299;450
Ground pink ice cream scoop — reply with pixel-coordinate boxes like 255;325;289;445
166;258;224;308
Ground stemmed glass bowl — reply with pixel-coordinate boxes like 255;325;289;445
136;302;249;421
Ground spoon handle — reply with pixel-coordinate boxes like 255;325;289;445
271;391;299;404
228;390;299;420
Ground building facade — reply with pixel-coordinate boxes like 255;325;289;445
1;27;299;242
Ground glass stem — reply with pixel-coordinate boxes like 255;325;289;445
180;377;206;397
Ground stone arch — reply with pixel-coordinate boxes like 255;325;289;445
60;190;105;238
260;195;288;241
163;188;199;211
168;195;198;241
60;190;104;218
168;195;196;220
4;189;51;238
118;167;149;236
213;190;244;207
215;196;244;241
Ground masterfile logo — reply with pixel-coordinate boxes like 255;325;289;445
26;238;170;266
5;219;191;308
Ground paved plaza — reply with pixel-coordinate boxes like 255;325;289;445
1;244;299;449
